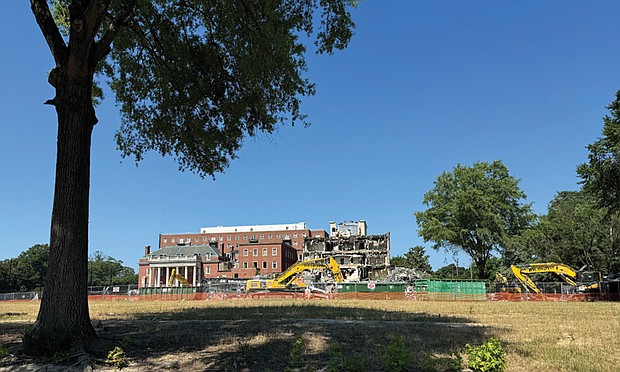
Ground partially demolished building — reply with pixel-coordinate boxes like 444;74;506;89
302;221;390;281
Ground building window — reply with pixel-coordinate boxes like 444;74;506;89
219;236;223;241
195;237;199;242
171;238;176;243
244;249;248;256
206;266;211;274
203;237;207;242
293;241;298;246
253;248;258;256
243;235;247;240
268;234;272;239
272;248;277;256
293;233;298;238
276;234;281;238
260;234;264;239
302;233;306;237
262;261;267;269
163;238;168;243
243;262;248;269
272;261;277;269
262;248;267;256
253;261;258;268
235;235;239;240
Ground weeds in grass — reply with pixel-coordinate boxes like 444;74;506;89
328;342;367;372
106;346;127;369
230;341;254;369
465;338;506;372
0;345;9;367
285;336;304;371
382;335;412;372
420;352;463;372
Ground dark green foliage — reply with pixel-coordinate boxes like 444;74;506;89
88;251;138;286
328;342;367;372
415;161;534;279
433;264;472;280
285;336;304;372
507;191;620;273
381;335;412;372
0;244;49;292
465;338;506;372
101;0;357;178
578;91;620;211
391;246;433;274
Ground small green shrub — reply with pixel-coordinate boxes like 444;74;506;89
382;335;412;372
285;336;304;372
106;346;127;369
0;346;9;367
465;338;506;372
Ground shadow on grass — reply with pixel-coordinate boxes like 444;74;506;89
85;304;499;371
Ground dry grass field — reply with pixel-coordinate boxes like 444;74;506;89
0;298;618;371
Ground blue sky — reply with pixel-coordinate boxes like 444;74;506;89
1;1;620;271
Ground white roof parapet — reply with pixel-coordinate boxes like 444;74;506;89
200;222;307;234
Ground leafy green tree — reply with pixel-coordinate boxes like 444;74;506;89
578;91;620;211
510;191;620;273
391;246;432;274
433;264;471;280
14;244;50;291
415;161;534;279
88;251;137;286
27;0;357;353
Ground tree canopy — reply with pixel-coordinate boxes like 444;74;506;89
507;191;620;273
578;91;620;211
27;0;358;355
391;246;433;274
415;160;534;279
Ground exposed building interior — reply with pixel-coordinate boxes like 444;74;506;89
303;220;390;281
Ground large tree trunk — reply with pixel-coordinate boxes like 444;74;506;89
24;70;97;355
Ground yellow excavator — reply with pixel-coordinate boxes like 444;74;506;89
246;257;344;291
168;268;191;287
510;263;602;294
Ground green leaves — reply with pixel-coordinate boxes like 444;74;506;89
578;90;620;211
98;0;356;178
415;161;534;279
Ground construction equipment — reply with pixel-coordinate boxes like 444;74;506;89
495;272;521;293
168;268;191;287
246;257;344;291
510;263;602;294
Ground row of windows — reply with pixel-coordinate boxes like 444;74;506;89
242;261;278;269
162;232;308;244
243;247;279;257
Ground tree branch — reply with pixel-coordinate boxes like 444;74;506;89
30;0;68;66
93;0;138;63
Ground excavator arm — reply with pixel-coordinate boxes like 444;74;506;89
511;263;579;293
168;268;190;286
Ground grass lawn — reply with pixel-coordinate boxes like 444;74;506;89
1;299;618;371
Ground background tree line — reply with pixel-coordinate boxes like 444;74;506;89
411;92;620;279
0;244;137;292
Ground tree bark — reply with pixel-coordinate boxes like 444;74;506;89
24;70;98;355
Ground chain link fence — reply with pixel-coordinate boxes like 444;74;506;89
0;284;140;301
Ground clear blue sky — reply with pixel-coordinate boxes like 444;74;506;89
2;1;620;271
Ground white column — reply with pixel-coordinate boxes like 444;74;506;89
184;266;188;285
148;268;152;287
193;265;197;286
166;267;170;287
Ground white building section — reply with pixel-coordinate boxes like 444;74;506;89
200;222;307;234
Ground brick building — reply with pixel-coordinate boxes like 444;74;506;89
138;222;328;288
